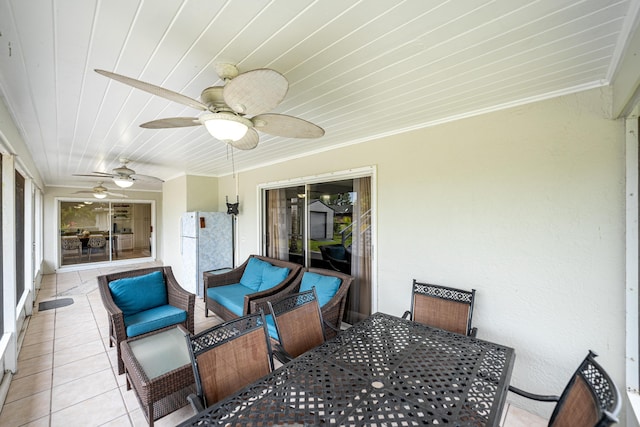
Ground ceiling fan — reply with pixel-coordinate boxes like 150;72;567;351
73;182;128;199
94;63;324;150
74;158;164;188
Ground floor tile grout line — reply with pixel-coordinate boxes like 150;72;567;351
47;274;131;426
87;281;136;426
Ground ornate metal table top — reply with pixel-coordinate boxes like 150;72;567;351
178;312;515;427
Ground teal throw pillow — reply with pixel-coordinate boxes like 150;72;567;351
258;264;290;291
108;270;168;317
299;272;341;307
240;257;269;291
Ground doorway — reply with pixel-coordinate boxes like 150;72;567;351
262;173;374;325
58;200;153;267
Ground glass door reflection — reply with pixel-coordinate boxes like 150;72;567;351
59;200;152;266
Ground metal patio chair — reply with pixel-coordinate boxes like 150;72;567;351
185;311;274;412
268;288;325;363
508;350;621;427
403;279;477;336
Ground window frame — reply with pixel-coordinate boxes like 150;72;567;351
54;197;157;269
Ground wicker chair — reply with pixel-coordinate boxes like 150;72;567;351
268;288;325;363
275;267;354;340
97;266;195;375
185;311;274;412
402;280;477;337
508;350;621;427
203;255;302;320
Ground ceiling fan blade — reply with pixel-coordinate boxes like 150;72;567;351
73;190;94;194
105;191;128;198
132;174;165;183
73;173;116;178
95;69;209;111
252;114;325;138
223;69;288;116
228;128;259;150
140;117;202;129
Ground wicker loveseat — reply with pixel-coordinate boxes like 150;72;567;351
204;255;302;321
98;266;195;374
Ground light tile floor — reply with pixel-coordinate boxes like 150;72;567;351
0;261;547;426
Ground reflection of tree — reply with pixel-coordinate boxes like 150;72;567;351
289;202;300;253
329;192;352;206
60;202;109;231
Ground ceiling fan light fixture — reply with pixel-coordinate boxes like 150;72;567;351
201;113;251;142
93;192;107;199
113;177;134;188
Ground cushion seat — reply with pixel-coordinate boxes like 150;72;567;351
203;255;303;323
206;283;255;317
124;304;188;337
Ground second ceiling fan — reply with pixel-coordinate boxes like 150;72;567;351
95;64;325;150
74;158;164;188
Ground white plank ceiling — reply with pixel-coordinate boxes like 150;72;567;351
0;0;638;191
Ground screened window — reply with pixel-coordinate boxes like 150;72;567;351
15;170;24;303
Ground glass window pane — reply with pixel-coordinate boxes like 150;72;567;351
263;176;373;326
15;171;25;302
264;186;305;265
59;201;153;266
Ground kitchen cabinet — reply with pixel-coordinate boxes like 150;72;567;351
118;234;134;251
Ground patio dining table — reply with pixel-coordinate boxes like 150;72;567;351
178;312;515;427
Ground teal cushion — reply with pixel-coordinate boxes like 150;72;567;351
124;305;187;337
240;258;268;291
264;314;279;341
207;283;254;316
299;272;341;307
109;271;167;317
258;264;290;292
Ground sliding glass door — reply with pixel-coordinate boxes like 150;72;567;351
58;200;153;267
263;175;373;325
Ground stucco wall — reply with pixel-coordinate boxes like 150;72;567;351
162;175;220;287
212;87;627;420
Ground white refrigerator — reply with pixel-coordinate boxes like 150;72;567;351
180;212;233;297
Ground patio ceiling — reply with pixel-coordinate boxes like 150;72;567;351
0;0;638;191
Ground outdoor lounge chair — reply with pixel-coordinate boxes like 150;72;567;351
97;266;195;375
203;255;302;320
275;267;354;340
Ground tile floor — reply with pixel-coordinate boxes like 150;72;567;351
0;261;547;426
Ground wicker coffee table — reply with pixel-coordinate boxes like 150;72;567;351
120;325;195;426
